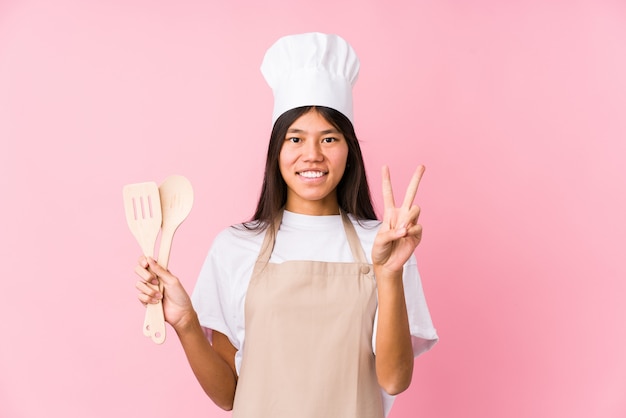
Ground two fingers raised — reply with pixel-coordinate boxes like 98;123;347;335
382;165;425;228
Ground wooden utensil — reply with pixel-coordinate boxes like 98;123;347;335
122;181;162;258
122;182;164;343
157;175;194;269
141;175;194;344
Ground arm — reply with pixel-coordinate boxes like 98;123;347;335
135;257;238;410
374;266;414;395
174;314;238;410
371;165;425;395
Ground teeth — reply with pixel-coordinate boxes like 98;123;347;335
299;171;325;178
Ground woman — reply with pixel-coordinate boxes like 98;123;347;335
135;33;437;418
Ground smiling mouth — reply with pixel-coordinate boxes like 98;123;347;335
297;170;327;178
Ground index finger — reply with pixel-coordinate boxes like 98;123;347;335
401;165;425;210
381;165;396;210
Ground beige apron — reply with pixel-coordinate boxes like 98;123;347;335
232;211;384;418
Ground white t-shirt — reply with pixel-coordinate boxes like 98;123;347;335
192;210;438;415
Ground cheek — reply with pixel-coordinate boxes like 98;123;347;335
335;147;350;172
278;149;293;176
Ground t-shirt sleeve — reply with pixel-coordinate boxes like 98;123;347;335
191;233;240;349
402;258;438;356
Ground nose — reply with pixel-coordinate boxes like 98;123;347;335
302;140;323;161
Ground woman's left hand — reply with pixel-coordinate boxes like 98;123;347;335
372;165;425;273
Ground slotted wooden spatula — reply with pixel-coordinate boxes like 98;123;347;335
123;182;164;343
142;175;194;344
123;182;162;256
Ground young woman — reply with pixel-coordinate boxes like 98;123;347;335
135;33;437;418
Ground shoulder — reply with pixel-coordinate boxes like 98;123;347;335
212;223;266;252
201;223;266;275
196;223;265;290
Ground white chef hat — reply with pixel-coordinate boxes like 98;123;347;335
261;32;360;125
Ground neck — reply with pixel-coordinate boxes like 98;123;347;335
284;199;340;216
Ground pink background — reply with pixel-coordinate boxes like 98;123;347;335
1;0;625;417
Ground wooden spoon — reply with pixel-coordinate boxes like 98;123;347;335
157;175;194;270
142;175;194;344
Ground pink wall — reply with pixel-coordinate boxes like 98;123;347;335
1;0;625;417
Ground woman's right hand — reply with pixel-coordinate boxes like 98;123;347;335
134;256;195;331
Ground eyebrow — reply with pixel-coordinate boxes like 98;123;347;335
286;128;342;135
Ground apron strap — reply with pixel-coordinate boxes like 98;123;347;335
340;210;369;264
256;211;282;266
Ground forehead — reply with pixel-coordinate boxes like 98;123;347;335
287;109;341;134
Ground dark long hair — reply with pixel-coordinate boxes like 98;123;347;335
246;106;377;230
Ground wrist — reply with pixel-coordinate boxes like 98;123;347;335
374;264;403;282
172;309;201;335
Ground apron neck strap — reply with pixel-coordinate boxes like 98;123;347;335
256;211;282;265
339;210;368;264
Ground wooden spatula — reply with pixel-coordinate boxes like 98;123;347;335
123;182;162;257
142;175;194;344
123;182;164;343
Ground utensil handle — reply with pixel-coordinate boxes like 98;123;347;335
142;278;164;340
142;227;175;344
144;296;166;344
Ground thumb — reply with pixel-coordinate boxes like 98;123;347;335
146;257;175;283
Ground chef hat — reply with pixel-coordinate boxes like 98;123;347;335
261;32;360;125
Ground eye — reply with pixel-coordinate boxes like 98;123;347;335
322;137;337;143
287;137;301;143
